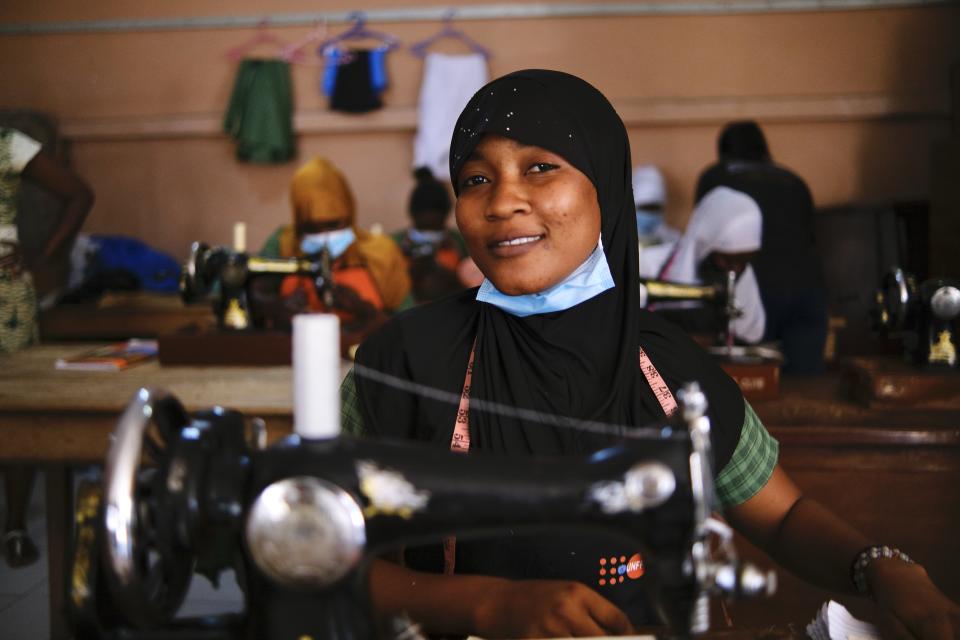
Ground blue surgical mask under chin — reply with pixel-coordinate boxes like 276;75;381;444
300;227;356;259
407;228;446;245
476;237;615;317
636;210;664;236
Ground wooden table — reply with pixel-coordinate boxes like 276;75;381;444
736;374;960;629
38;293;215;341
2;345;958;637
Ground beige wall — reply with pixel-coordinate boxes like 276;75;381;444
1;2;957;259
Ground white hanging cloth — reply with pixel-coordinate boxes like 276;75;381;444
412;52;488;181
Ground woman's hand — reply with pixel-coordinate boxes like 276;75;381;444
869;560;960;639
472;579;634;639
331;283;378;321
0;241;22;276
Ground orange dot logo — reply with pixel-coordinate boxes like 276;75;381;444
626;553;644;579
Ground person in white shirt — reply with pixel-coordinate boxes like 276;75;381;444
639;185;765;344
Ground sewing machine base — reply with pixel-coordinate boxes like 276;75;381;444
715;358;780;401
843;356;960;409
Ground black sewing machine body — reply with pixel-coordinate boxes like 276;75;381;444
874;268;960;369
640;274;752;350
70;387;773;640
181;242;335;331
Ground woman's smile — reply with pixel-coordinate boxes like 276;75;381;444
488;233;545;256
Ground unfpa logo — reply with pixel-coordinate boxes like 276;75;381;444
598;553;643;586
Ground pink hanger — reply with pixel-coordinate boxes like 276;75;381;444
279;18;328;65
226;19;288;62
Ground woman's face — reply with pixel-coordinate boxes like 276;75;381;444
454;135;601;296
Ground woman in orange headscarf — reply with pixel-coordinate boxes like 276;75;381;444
260;157;410;342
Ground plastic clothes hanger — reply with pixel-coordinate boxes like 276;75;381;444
226;19;288;62
279;18;328;65
409;10;491;59
314;12;401;56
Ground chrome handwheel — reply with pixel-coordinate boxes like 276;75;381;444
101;387;194;627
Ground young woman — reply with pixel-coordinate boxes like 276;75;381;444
639;185;766;344
342;70;958;638
391;167;471;304
259;156;411;345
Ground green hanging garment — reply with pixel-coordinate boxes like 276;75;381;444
223;59;295;163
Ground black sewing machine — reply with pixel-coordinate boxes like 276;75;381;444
873;267;960;369
68;383;775;640
639;272;740;349
181;241;335;331
640;274;781;400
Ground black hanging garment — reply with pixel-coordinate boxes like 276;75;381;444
329;49;384;113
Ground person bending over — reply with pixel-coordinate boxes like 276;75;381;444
639;186;765;345
259;157;410;348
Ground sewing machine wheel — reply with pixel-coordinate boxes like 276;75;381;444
180;241;210;301
874;267;916;332
69;481;106;638
101;387;195;627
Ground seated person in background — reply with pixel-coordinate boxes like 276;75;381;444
1;126;94;567
695;120;827;373
391;167;470;303
639;186;765;345
344;70;958;638
260;156;410;343
631;164;679;246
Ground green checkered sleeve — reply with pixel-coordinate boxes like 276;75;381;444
339;368;367;437
714;401;779;509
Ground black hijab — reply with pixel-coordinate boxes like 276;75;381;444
355;69;743;465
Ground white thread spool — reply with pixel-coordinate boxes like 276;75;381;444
293;314;341;439
233;222;247;253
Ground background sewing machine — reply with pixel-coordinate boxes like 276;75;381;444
181;240;335;332
639;274;782;400
159;241;336;365
838;267;960;409
68;316;775;640
873;267;960;370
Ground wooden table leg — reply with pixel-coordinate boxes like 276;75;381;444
45;465;72;640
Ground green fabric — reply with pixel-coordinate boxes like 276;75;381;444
223;59;295;164
340;369;779;509
340;368;366;437
260;225;283;258
395;293;416;313
714;401;779;509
